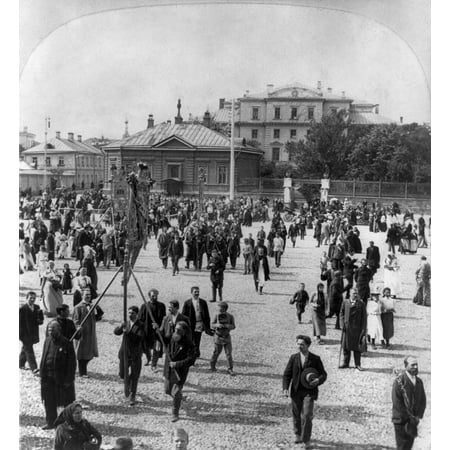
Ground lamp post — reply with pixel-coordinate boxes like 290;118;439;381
43;117;50;192
229;98;235;200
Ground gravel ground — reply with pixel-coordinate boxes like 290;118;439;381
19;222;431;449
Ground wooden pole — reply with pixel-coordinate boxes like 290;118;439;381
229;98;235;200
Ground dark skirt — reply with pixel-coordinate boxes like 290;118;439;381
62;274;72;291
41;377;76;407
381;312;394;341
312;308;327;336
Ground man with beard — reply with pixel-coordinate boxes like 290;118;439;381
40;321;76;429
164;321;196;422
114;306;145;406
138;289;166;371
181;287;212;359
339;289;367;371
392;356;426;450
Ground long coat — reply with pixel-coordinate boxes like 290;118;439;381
339;298;367;351
366;246;381;270
19;303;44;344
392;371;426;424
169;238;184;259
163;336;196;385
355;266;372;299
282;351;327;400
182;298;211;336
72;301;101;360
252;255;270;282
157;232;170;259
138;301;166;347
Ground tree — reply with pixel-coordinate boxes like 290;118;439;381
286;109;350;179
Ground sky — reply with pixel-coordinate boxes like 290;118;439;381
19;1;430;142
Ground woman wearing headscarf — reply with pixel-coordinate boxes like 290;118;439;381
42;261;64;317
310;283;327;344
54;402;102;450
383;252;401;298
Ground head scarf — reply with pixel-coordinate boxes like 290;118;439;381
54;402;82;427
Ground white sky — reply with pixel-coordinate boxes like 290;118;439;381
20;3;430;141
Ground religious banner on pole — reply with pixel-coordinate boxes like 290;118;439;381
111;165;129;215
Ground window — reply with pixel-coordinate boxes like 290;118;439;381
291;107;297;119
274;107;281;119
81;157;84;167
45;157;51;167
58;156;64;166
217;165;228;184
251;129;258;139
308;107;314;120
198;166;209;183
32;157;37;167
272;147;280;161
168;164;181;179
290;129;297;139
273;129;280;139
252;108;259;120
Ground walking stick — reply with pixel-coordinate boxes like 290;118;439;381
129;268;181;382
70;265;123;341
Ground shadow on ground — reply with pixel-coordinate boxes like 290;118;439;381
313;440;395;450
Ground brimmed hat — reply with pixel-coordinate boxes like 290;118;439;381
300;367;320;389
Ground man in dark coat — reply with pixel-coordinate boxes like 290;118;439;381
366;241;381;278
181;286;212;359
207;249;225;303
386;224;398;255
46;304;77;341
328;271;344;329
114;306;145;405
193;229;206;271
339;290;367;371
252;247;270;295
168;233;184;276
19;291;44;374
355;259;372;304
160;300;191;346
342;255;358;299
227;231;241;269
157;227;170;269
282;334;327;446
392;356;427;450
138;289;166;370
40;321;76;429
164;321;196;422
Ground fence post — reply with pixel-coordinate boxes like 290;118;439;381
379;180;382;198
353;179;356;198
405;182;408;199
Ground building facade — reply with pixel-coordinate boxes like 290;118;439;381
19;126;39;154
21;131;105;193
213;82;395;162
102;110;263;196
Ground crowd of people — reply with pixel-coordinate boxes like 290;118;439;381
19;190;430;449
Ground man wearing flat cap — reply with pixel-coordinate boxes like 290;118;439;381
282;335;327;448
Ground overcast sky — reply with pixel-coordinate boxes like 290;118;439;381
20;2;430;141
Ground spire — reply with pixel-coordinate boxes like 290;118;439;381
175;99;183;124
123;119;129;138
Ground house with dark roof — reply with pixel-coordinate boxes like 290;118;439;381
21;131;105;193
102;102;263;196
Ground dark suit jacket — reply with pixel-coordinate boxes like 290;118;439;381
366;246;381;268
169;239;184;258
282;351;327;400
114;319;145;360
181;298;211;335
163;336;196;385
19;303;44;344
160;313;191;345
138;301;166;346
392;372;426;424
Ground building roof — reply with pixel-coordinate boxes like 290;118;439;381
22;137;104;156
104;122;261;153
349;112;396;125
19;160;34;171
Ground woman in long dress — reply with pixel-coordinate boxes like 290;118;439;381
379;287;395;349
310;283;327;344
42;261;64;317
366;293;384;349
383;252;401;298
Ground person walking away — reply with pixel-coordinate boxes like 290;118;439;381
380;287;395;349
273;232;284;268
207;249;225;303
310;283;327;344
114;306;145;405
339;290;366;371
138;289;166;370
290;283;309;324
288;223;298;248
282;334;327;447
164;321;196;422
19;291;44;374
392;356;426;450
209;302;236;375
40;321;76;430
181;287;212;359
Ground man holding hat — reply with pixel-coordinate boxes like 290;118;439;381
282;335;327;448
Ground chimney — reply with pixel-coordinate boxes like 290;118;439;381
147;114;154;128
219;98;225;109
327;87;332;94
77;135;82;142
56;131;61;139
175;99;183;124
400;116;403;124
203;110;212;128
317;81;322;90
341;91;346;99
68;132;74;141
267;84;274;94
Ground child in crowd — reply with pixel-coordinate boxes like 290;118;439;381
290;282;310;323
242;238;252;275
61;263;73;295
